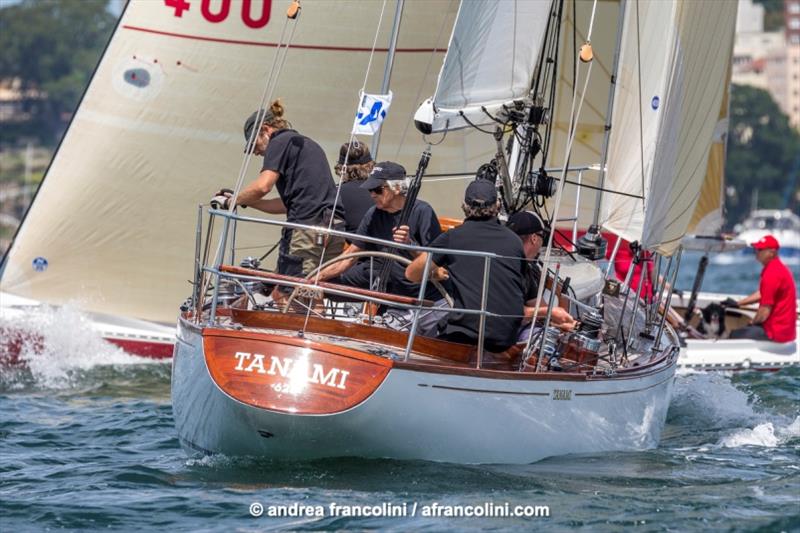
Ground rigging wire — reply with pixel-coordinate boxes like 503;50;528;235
524;0;600;367
302;0;391;333
635;0;647;214
392;0;454;160
202;3;300;315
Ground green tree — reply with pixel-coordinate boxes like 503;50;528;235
753;0;784;32
0;0;116;143
725;84;800;229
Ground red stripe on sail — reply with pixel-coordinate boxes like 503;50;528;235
122;25;445;53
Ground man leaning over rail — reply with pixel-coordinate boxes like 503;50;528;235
506;210;577;343
406;180;526;352
211;99;346;292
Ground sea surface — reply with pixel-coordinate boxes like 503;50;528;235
1;251;799;532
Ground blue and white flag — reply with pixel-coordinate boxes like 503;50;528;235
352;91;393;135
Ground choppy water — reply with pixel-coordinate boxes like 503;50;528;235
2;251;799;532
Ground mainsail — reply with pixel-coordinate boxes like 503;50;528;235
0;0;460;324
601;0;737;255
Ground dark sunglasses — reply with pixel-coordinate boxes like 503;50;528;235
368;185;386;194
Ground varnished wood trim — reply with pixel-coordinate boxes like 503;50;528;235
220;265;434;307
438;216;463;232
231;309;474;364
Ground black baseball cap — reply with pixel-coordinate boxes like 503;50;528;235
243;109;274;150
507;211;549;238
361;161;406;190
464;179;498;207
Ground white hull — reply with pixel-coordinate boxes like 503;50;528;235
172;319;677;464
673;292;799;371
680;335;798;372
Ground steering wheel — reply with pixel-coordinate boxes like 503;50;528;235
283;250;452;313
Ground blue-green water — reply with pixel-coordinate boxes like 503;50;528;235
1;251;798;532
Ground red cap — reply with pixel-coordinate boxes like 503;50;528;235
752;234;780;250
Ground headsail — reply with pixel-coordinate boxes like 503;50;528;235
686;62;732;236
417;0;553;133
0;0;458;324
601;0;737;256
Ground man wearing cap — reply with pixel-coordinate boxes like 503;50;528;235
211;100;345;281
506;211;577;340
318;161;442;302
406;180;526;352
728;235;796;342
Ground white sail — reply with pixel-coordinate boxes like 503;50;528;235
421;0;553;133
686;63;732;236
601;0;737;255
543;0;622;229
0;0;459;324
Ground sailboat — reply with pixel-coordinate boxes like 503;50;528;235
172;0;736;463
669;60;799;371
0;0;460;363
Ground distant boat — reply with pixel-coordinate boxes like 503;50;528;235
734;209;800;257
674;63;798;371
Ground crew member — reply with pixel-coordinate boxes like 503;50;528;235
506;211;576;342
212;100;345;281
729;235;797;342
318;161;442;300
406;180;526;352
334;140;375;235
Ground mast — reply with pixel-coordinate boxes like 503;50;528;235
576;0;627;260
371;0;405;159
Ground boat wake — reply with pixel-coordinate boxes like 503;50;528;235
716;417;800;448
669;372;800;451
0;303;163;390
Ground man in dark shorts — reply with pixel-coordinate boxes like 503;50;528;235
318;161;442;299
406;180;526;352
506;210;576;343
729;235;797;342
212;101;346;282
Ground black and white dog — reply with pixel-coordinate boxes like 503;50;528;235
697;302;727;338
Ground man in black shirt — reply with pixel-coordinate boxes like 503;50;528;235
406;180;526;352
318;161;442;301
334;140;375;235
212;101;345;281
506;211;576;343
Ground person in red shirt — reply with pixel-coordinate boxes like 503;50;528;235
729;235;797;342
613;239;655;302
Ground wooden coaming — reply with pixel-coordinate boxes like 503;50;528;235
231;309;474;364
220;265;434;307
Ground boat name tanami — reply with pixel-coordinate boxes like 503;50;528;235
233;351;350;390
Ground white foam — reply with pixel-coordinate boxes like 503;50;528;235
672;372;758;425
0;303;156;388
718;416;800;449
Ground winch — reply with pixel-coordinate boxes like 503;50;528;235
559;309;604;369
